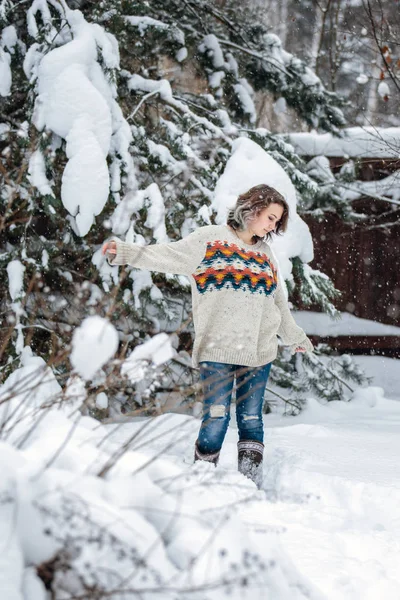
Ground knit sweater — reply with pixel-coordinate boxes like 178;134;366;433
108;224;313;368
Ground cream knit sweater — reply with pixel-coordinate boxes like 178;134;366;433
108;224;313;368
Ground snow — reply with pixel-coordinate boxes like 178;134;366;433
7;260;25;300
209;70;225;88
61;114;110;236
27;0;60;42
212;137;314;281
95;392;108;409
0;47;12;96
352;356;400;401
363;171;400;201
125;14;170;34
285;127;400;158
92;246;120;292
356;73;368;85
125;16;177;42
4;5;400;597
121;333;174;383
70;316;119;380
341;170;400;204
233;81;256;123
0;347;64;441
0;122;10;137
129;268;154;308
251;391;400;599
1;340;400;599
306;155;335;183
147;139;180;170
124;15;185;50
198;34;225;69
41;63;112;156
0;446;25;600
22;567;47;600
28;149;54;196
41;249;48;268
127;73;174;102
377;81;390;99
25;6;131;237
1;24;18;51
294;310;400;337
143;182;168;243
0;24;18;97
175;46;187;62
110;182;169;242
127;73;231;145
300;68;320;86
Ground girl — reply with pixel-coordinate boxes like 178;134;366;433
102;184;313;488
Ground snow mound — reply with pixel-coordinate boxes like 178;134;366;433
212;136;314;281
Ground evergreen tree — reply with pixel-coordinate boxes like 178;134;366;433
0;0;366;413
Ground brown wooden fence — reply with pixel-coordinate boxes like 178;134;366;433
300;156;400;354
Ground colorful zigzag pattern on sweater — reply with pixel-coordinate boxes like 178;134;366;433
193;240;278;296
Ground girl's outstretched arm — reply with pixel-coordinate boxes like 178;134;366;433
101;228;208;276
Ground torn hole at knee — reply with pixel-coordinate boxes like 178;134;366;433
210;405;226;418
242;414;259;421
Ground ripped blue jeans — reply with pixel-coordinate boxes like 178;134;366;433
197;361;272;454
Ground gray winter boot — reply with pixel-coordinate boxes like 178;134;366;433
238;440;264;489
194;441;220;466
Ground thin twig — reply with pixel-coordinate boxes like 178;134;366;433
126;89;160;121
363;0;400;94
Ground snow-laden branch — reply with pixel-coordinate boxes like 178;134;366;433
126;73;232;143
218;38;292;78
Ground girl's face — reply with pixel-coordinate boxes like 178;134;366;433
246;203;285;238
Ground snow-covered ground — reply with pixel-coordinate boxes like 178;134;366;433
106;371;400;600
2;347;399;599
93;353;400;600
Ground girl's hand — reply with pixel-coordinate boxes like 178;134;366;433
102;241;117;256
294;346;306;353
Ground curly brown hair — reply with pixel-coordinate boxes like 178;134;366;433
227;184;289;243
